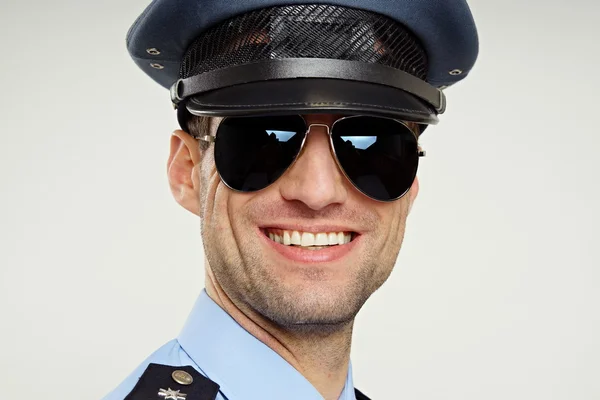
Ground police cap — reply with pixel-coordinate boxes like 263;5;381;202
126;0;479;130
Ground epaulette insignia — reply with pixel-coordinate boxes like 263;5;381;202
125;364;220;400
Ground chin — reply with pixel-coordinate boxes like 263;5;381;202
248;276;369;328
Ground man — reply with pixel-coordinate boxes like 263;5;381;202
107;1;478;399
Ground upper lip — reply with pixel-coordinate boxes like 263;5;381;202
259;223;362;234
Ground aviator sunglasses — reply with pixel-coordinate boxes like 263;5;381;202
198;115;425;202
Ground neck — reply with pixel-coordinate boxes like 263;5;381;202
205;267;353;400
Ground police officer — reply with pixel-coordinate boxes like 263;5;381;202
106;1;478;399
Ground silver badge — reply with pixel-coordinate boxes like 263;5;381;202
158;388;187;400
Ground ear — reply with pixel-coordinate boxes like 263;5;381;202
167;129;203;216
407;176;419;214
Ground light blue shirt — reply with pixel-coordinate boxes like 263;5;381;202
104;290;357;400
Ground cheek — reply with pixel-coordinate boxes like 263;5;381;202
199;156;227;233
226;192;257;245
373;198;410;249
392;202;411;249
199;162;245;271
200;163;251;244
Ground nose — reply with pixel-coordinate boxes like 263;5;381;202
277;124;348;210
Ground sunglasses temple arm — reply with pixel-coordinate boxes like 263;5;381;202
199;135;216;143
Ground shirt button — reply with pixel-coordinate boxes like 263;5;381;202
172;370;194;386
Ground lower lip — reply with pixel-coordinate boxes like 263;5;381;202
258;228;360;263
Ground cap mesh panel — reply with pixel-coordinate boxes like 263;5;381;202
179;4;428;80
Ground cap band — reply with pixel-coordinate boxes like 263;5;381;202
171;58;445;113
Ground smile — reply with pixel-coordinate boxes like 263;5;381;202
262;228;357;250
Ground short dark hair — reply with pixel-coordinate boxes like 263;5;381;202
186;115;212;151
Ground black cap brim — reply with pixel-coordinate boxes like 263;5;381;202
185;78;438;125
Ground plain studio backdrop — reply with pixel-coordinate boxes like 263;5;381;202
0;0;598;398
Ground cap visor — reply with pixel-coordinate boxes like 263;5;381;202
186;78;438;124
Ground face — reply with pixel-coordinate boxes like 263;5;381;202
168;114;419;331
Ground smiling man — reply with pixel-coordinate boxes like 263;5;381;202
107;1;478;399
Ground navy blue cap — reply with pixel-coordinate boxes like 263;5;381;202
126;0;479;126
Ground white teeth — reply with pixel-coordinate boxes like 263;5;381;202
328;232;338;245
291;231;302;245
301;232;315;246
315;233;329;246
266;229;354;247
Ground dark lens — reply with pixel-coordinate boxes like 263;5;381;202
331;116;419;201
214;116;307;192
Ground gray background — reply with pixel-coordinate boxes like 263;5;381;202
1;0;599;398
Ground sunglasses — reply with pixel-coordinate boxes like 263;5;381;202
198;115;425;202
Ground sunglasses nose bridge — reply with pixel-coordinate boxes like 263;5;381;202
304;122;335;157
298;122;350;191
306;123;331;134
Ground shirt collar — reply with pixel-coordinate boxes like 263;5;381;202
178;290;356;400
